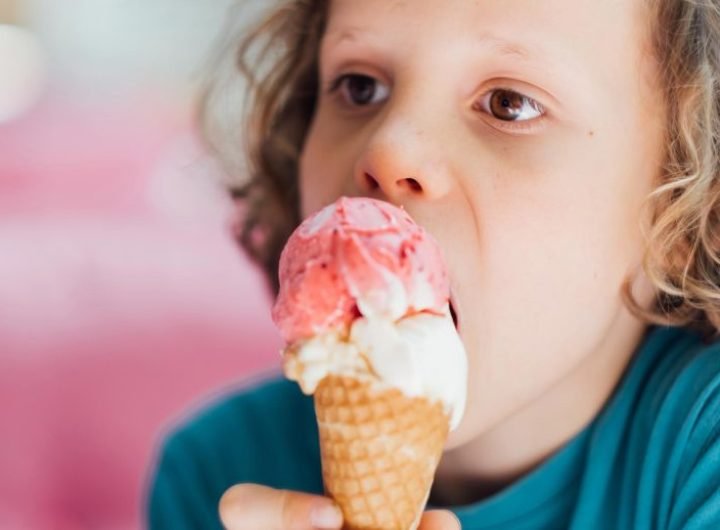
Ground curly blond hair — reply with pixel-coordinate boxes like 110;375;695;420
621;0;720;339
200;0;720;339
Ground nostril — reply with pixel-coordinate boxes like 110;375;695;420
363;172;380;190
401;178;422;192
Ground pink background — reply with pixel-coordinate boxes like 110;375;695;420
0;3;280;528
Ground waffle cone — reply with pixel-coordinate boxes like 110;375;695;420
314;375;449;530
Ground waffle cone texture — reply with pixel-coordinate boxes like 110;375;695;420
314;375;450;530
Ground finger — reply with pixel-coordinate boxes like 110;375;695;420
219;484;343;530
418;509;462;530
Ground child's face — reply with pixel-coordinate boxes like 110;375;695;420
299;0;666;446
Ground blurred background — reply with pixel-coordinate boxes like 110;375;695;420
0;1;282;528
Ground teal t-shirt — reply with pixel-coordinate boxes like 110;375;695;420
146;325;720;529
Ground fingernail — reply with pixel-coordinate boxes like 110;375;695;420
310;503;343;529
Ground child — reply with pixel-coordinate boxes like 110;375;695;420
146;0;720;528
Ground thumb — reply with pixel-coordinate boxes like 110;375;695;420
418;509;462;530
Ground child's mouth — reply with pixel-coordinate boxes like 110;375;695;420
449;297;460;331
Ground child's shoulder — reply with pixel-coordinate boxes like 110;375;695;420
175;373;314;441
555;326;720;529
161;372;319;465
147;373;323;509
591;325;720;527
628;325;720;442
639;325;720;418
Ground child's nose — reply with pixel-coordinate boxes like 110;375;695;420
352;116;454;202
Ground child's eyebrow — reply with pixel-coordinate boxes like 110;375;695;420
478;33;538;63
324;26;545;66
323;26;372;47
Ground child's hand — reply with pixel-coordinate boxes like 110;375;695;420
219;483;461;529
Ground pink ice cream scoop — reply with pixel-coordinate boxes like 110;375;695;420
272;196;450;344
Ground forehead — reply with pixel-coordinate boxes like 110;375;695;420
324;0;655;72
326;0;650;33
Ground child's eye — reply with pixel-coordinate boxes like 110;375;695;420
329;74;390;107
473;89;544;122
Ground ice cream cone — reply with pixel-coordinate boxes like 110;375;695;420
273;198;466;528
314;374;449;530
